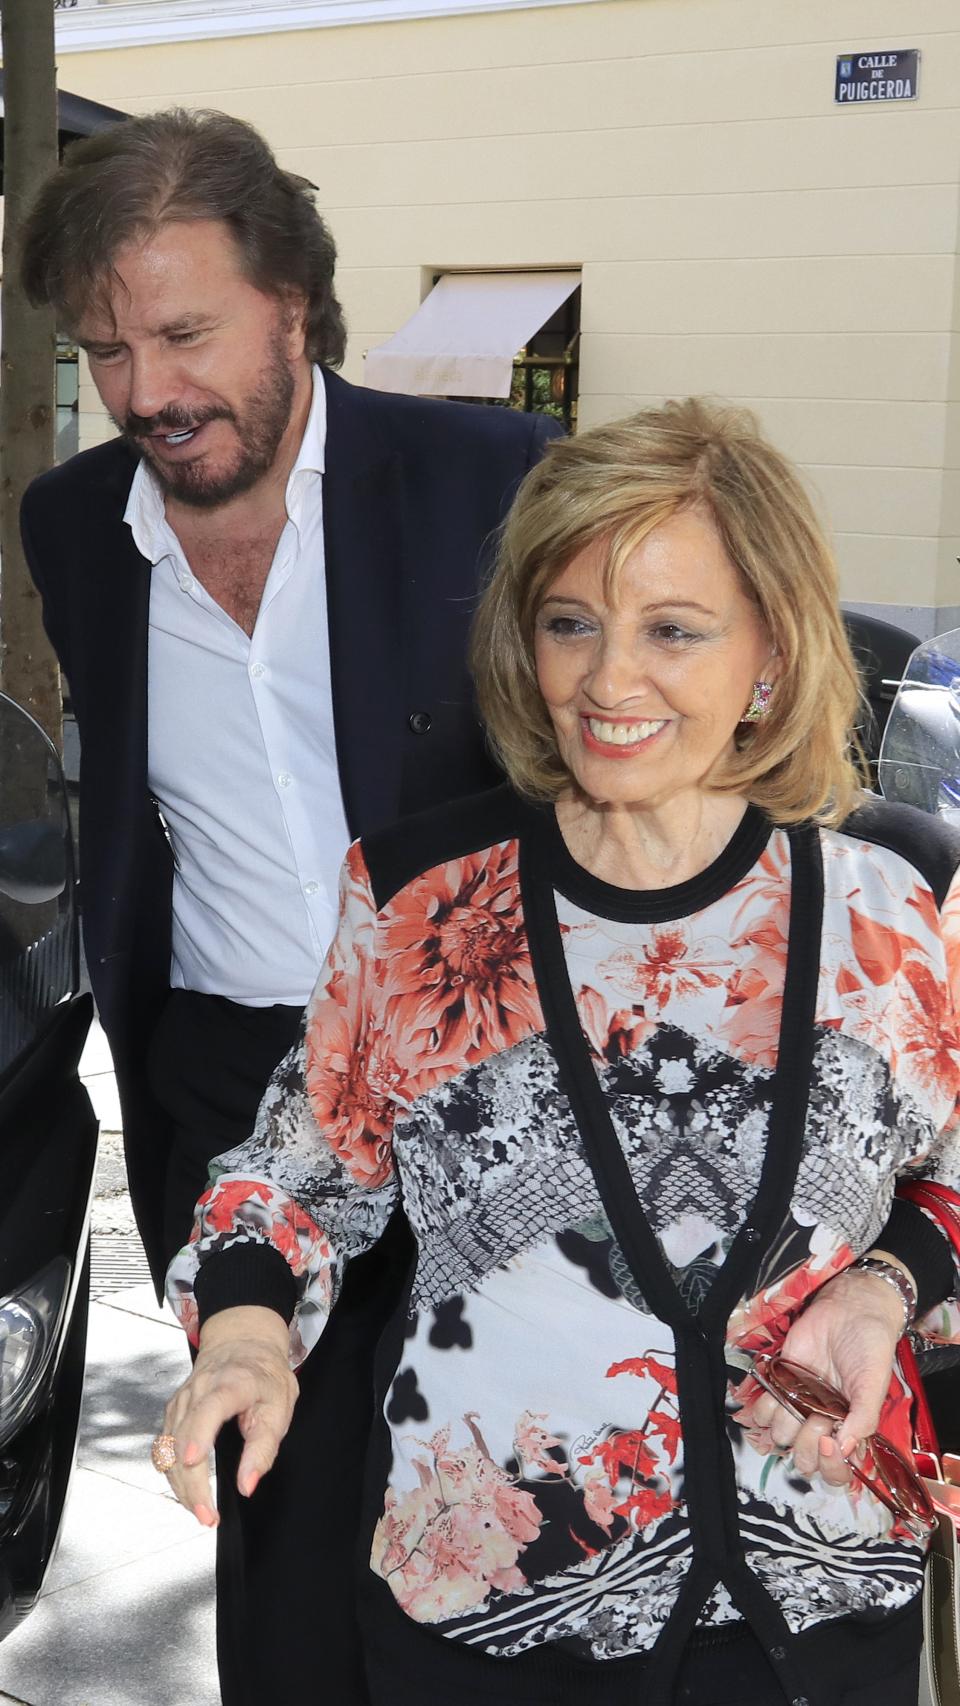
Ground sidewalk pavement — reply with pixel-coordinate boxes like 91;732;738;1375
0;1021;219;1706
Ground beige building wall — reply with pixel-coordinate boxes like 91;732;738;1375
60;0;960;632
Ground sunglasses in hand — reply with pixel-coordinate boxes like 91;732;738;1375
750;1352;937;1543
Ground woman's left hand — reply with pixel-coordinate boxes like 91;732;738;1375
737;1267;906;1486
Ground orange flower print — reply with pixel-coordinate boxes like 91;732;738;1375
836;964;861;998
849;910;909;986
322;842;378;998
898;958;960;1105
579;1428;659;1485
175;1290;200;1347
720;964;782;1068
576;1412;676;1536
906;879;941;943
646;1410;683;1463
606;1355;678;1395
613;1485;674;1531
371;1414;542;1623
942;874;960;1023
826;984;898;1069
729;1241;855;1358
196;1176;333;1281
827;892;960;1107
581;1468;620;1534
573;1353;681;1537
199;1177;274;1234
379;843;541;1073
305;996;402;1189
599;924;724;1013
716;897;789;1068
513;1411;566;1476
575;983;654;1064
725;833;791;922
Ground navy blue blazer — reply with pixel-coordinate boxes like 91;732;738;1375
22;369;561;1279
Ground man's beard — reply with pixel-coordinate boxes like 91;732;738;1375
118;329;296;509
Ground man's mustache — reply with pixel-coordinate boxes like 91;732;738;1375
122;405;233;439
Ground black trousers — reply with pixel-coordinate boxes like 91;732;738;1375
362;1575;922;1706
149;989;408;1706
364;1648;920;1706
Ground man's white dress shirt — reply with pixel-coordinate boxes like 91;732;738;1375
126;367;351;1005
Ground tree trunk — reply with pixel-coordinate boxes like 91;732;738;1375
0;0;61;751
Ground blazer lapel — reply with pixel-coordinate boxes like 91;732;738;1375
322;370;406;839
77;450;155;967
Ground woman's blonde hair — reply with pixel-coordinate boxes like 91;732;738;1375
471;397;868;825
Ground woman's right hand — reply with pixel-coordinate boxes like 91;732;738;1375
160;1305;299;1525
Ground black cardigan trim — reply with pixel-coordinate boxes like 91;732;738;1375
875;1198;957;1315
518;796;774;922
518;821;827;1706
195;1239;297;1327
363;783;522;912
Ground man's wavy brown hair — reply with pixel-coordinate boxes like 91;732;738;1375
20;106;346;366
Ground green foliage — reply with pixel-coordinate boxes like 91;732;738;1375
509;362;565;420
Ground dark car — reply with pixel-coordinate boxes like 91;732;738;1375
0;692;97;1639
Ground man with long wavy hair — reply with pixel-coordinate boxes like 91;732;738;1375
19;106;561;1705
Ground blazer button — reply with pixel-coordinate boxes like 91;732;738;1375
408;710;432;735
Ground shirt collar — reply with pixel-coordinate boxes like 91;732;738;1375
284;363;326;535
123;452;171;567
123;363;327;564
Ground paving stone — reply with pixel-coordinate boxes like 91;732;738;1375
41;1467;207;1594
77;1302;194;1500
0;1525;217;1706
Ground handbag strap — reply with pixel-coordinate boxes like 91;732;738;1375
894;1180;960;1458
896;1179;960;1258
897;1332;940;1456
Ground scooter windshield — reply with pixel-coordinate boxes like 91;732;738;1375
878;628;960;824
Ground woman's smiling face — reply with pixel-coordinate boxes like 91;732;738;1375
533;506;779;812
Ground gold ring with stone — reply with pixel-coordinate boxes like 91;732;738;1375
151;1433;178;1474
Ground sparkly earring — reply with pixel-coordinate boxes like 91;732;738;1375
742;680;773;723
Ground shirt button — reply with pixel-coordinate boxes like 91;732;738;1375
277;772;291;788
303;881;319;896
408;710;432;735
178;573;194;592
250;662;265;679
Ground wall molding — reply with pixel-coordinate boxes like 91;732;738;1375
55;0;601;54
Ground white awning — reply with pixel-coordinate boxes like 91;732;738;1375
363;270;580;398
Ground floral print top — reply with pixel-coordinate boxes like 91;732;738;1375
168;788;960;1690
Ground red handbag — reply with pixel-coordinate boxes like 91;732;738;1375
895;1180;960;1706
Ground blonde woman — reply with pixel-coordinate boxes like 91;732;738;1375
160;400;959;1706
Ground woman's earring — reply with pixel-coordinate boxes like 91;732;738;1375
742;680;773;723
